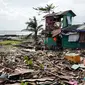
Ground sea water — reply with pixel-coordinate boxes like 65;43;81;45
0;30;30;35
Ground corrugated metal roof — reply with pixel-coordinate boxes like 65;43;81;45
44;10;76;17
77;24;85;30
62;24;85;32
62;25;80;32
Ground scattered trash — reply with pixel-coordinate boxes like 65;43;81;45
71;63;85;70
79;64;85;68
65;53;80;63
71;64;80;70
0;72;9;83
83;77;85;81
0;45;85;85
69;80;78;85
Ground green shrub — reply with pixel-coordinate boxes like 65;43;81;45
24;56;33;68
40;63;44;70
21;82;28;85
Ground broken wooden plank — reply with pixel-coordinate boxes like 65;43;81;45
9;68;35;77
45;71;73;81
59;75;73;80
8;68;35;80
18;78;54;82
22;49;35;52
5;83;20;85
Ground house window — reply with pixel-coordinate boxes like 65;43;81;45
79;33;85;43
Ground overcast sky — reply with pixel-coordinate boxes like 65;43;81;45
0;0;85;30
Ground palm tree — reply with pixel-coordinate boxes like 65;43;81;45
25;16;43;45
33;3;56;14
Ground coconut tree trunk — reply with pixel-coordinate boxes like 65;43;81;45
34;31;38;45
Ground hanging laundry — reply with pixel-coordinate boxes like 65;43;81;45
52;29;61;37
68;33;79;42
53;37;57;41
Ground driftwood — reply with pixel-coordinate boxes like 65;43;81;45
3;78;54;85
5;83;20;85
45;71;73;81
8;68;35;81
9;68;34;76
18;78;54;82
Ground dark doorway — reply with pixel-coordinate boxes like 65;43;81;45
56;35;63;50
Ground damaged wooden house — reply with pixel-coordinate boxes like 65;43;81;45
43;10;85;49
43;10;76;50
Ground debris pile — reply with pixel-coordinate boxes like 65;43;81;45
0;46;85;85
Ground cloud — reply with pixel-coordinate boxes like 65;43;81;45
0;1;32;20
0;0;85;30
73;0;85;4
0;0;36;30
